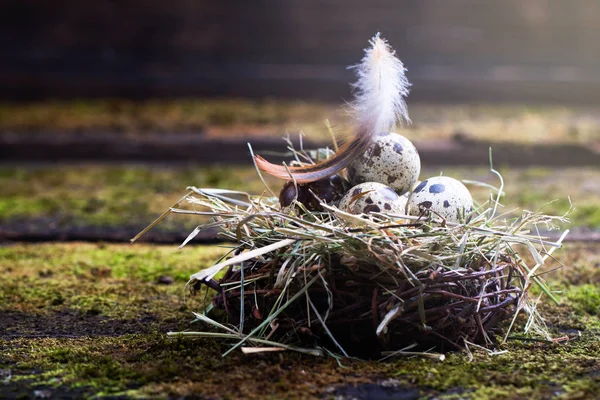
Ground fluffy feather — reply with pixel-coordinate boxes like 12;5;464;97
348;33;411;133
254;33;411;183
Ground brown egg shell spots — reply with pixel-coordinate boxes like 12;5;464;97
339;182;408;215
347;133;421;196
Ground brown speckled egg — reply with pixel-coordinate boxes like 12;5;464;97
347;132;421;195
407;176;473;222
339;182;408;215
279;175;350;211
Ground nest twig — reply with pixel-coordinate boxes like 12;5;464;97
204;242;520;356
151;182;570;358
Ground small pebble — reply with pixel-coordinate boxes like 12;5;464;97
157;276;174;285
34;389;52;399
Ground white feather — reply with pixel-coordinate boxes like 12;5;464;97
348;33;411;134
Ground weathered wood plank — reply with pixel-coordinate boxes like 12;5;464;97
2;0;600;101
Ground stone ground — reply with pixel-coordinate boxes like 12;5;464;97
1;100;599;146
1;242;599;399
1;165;599;243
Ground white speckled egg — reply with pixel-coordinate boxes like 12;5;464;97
407;176;473;222
339;182;408;215
347;132;421;195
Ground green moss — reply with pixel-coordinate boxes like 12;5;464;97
2;166;600;231
2;243;600;399
0;243;228;317
380;329;600;399
566;284;600;315
0;165;280;228
561;378;600;399
3;333;362;399
573;205;600;230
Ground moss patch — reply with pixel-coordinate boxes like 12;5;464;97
566;285;600;316
0;243;229;318
1;243;600;399
2;166;599;234
0;165;280;231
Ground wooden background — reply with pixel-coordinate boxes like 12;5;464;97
2;0;600;102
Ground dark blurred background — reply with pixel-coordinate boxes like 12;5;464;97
2;0;600;243
2;0;600;103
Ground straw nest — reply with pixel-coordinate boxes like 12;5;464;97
135;147;569;359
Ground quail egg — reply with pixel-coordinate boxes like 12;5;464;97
347;132;421;195
406;176;473;222
339;182;409;215
279;175;350;211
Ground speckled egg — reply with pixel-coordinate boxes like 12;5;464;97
347;132;421;195
406;176;473;222
339;182;409;215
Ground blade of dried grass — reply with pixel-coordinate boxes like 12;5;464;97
309;298;349;357
248;143;277;198
376;304;402;337
168;332;323;356
527;229;569;279
239;259;245;333
241;347;285;354
189;238;296;283
188;187;254;206
179;226;202;249
191;312;239;335
222;274;320;357
131;190;193;243
380;347;445;361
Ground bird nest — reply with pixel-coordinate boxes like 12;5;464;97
134;149;569;359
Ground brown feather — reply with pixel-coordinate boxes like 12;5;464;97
254;127;373;183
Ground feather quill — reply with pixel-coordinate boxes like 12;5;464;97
254;33;411;183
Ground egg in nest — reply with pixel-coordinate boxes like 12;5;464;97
339;182;409;215
347;132;421;195
407;176;473;222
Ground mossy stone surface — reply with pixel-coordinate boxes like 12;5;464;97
1;243;599;399
2;166;599;236
1;100;599;146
